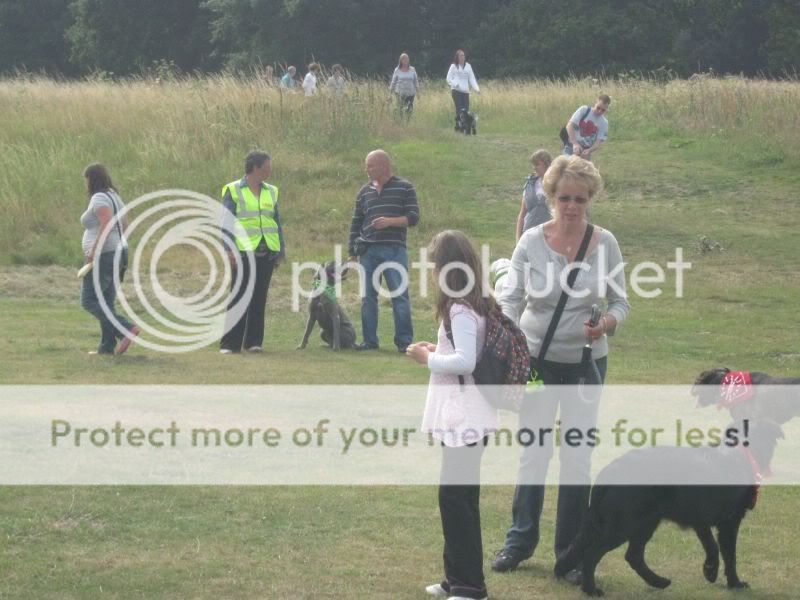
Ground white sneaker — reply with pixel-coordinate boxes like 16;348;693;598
425;584;447;598
219;348;234;354
447;596;487;600
246;346;262;353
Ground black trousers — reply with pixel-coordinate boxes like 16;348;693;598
220;252;275;351
398;94;415;115
438;439;488;599
452;90;470;115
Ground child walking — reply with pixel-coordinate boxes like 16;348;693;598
407;230;498;600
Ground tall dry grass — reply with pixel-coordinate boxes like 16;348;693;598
0;73;797;266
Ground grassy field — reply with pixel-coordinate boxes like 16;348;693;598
1;74;799;598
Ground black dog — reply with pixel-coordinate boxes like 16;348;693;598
455;108;477;135
693;367;800;425
297;261;357;351
554;420;784;596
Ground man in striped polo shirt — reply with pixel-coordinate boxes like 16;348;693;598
348;150;419;352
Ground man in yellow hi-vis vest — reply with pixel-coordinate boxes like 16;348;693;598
220;150;285;354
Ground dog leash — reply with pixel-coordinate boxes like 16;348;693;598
740;444;769;509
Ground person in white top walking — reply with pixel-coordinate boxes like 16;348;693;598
446;49;480;129
302;63;320;97
407;230;497;600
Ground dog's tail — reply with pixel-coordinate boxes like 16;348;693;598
554;485;609;578
554;523;588;577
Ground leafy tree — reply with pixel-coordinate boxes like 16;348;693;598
66;0;216;75
0;0;75;75
762;0;800;74
471;0;675;78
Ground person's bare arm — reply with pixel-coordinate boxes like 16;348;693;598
516;196;526;242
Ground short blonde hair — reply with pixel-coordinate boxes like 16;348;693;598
542;155;603;208
529;149;552;167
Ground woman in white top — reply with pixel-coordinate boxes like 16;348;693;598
79;163;139;355
491;155;630;578
408;230;497;600
446;49;480;127
389;53;419;117
302;62;320;97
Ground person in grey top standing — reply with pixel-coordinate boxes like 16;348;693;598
492;155;629;580
516;149;553;241
389;53;419;117
563;93;610;161
79;163;139;355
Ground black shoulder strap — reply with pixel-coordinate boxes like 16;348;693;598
104;190;124;239
537;224;594;364
581;105;592;122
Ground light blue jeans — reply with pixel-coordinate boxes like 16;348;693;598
359;243;413;349
503;356;607;560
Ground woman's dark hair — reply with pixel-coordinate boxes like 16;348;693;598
83;163;115;197
452;49;466;67
430;230;496;326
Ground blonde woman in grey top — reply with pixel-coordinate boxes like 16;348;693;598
389;53;419;116
492;155;630;576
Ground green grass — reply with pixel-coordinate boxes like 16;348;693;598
1;75;799;598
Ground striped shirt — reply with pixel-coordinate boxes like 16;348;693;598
348;176;420;255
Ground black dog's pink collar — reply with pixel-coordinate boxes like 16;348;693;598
719;371;754;409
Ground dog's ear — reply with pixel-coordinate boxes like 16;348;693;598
694;367;730;386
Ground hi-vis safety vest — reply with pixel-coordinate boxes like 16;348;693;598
223;179;281;252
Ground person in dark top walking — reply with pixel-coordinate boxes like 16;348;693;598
348;149;419;352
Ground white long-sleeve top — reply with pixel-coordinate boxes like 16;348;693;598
421;304;498;448
499;225;630;363
446;62;479;94
302;72;317;96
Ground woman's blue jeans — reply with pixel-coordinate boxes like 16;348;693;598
502;356;607;560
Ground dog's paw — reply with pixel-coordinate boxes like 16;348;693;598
583;586;604;597
295;344;306;350
703;559;719;583
650;576;671;589
727;580;749;590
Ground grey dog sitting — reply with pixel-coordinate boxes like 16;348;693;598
297;261;357;351
693;367;800;425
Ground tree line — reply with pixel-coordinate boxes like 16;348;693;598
1;0;798;79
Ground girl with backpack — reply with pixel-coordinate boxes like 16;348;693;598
406;230;497;600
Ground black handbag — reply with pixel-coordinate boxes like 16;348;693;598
559;105;591;147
